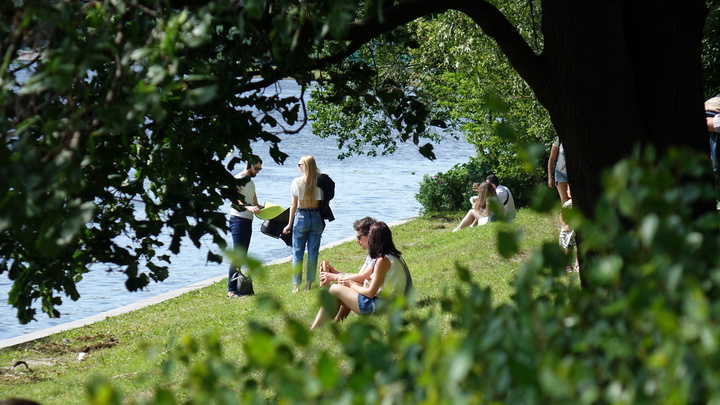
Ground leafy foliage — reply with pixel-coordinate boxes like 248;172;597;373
704;0;720;97
415;155;498;212
84;147;720;404
0;0;355;323
308;27;446;160
408;10;554;175
415;148;546;213
309;9;555;178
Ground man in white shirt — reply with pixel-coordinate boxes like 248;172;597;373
484;174;517;220
226;155;263;298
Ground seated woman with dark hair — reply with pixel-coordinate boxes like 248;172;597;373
310;221;407;329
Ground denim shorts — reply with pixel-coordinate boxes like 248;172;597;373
357;294;377;315
555;170;568;184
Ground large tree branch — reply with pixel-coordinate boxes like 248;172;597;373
336;0;546;98
453;1;548;101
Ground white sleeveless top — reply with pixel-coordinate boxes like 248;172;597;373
365;254;407;298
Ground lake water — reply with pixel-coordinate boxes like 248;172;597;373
0;80;475;341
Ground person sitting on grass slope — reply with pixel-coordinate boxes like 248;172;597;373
319;217;413;323
453;181;499;231
311;221;408;330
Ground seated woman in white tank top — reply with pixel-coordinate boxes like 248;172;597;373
310;221;407;329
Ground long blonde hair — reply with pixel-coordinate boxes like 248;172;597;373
474;181;497;211
299;155;319;204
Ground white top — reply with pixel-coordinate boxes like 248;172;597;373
229;173;256;220
291;176;323;200
362;255;376;269
496;185;517;220
362;254;413;294
552;137;566;175
714;114;720;131
372;254;407;298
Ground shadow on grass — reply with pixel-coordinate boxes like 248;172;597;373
415;295;440;309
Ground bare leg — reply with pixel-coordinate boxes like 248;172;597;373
311;305;328;330
334;305;352;322
557;182;570;204
454;209;481;231
331;285;361;313
310;284;361;330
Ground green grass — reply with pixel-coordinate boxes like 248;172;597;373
0;209;560;404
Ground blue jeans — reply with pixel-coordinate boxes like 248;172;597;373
228;216;252;293
357;294;377;314
292;209;325;284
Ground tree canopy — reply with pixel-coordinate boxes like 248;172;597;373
1;0;716;321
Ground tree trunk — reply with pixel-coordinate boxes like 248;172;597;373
533;1;711;287
539;0;709;218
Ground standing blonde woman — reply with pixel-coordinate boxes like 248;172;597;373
453;181;498;231
283;155;326;292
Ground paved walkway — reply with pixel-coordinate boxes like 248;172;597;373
0;218;415;349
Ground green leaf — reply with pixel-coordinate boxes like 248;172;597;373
182;85;217;107
285;317;310;346
318;352;339;389
497;230;521;258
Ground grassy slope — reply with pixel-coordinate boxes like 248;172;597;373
0;210;560;404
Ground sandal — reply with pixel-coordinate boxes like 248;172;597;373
227;291;240;299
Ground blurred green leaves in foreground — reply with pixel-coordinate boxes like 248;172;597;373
86;146;720;404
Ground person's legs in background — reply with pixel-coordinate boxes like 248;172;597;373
291;211;310;292
304;211;325;290
227;216;252;298
555;170;570;204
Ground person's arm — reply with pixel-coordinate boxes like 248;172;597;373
548;145;559;188
348;263;373;284
472;190;482;211
247;192;261;214
320;262;372;286
319;263;339;287
343;256;389;298
283;195;298;234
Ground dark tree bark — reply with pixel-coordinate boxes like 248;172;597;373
538;0;709;218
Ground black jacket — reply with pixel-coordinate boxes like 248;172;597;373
317;174;335;221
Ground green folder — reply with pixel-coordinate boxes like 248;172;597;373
255;202;286;220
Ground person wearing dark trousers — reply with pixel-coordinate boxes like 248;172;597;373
227;155;263;298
